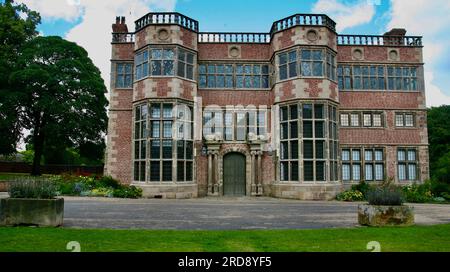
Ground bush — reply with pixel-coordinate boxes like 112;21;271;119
428;179;450;199
351;181;373;198
402;183;433;203
336;190;364;202
442;192;450;201
97;175;121;189
364;178;404;206
50;174;141;199
90;187;114;197
112;185;143;199
367;186;404;206
8;178;57;199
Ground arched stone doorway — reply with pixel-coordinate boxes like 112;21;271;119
223;152;246;196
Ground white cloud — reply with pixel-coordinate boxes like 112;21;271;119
17;0;176;95
64;0;176;95
424;71;450;107
387;0;450;106
312;0;375;32
17;0;84;22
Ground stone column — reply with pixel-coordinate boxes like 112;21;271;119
251;151;257;196
257;151;263;195
212;151;219;195
207;151;213;195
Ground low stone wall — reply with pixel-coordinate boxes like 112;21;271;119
358;204;414;226
269;183;344;200
135;183;198;199
0;198;64;227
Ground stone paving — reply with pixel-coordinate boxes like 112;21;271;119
58;196;450;230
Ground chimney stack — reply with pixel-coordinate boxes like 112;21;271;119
112;16;128;33
384;28;407;37
383;28;407;46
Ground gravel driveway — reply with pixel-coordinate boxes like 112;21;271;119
58;196;450;230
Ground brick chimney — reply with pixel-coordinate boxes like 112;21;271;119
383;28;407;46
112;16;128;33
384;28;407;37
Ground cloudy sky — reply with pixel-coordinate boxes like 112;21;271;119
14;0;450;106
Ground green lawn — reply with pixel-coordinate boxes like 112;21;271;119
0;224;449;252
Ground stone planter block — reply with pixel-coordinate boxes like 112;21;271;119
0;198;64;227
358;204;414;226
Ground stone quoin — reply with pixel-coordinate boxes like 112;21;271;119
105;13;428;200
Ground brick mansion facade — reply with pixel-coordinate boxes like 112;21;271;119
105;12;429;200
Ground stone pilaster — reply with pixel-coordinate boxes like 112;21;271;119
206;143;221;196
251;151;257;196
256;151;263;195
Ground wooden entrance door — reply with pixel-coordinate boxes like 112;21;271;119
223;153;246;196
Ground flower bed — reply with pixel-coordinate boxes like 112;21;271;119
50;174;142;199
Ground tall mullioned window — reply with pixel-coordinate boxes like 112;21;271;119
133;101;194;183
338;65;419;91
202;109;267;141
151;48;175;76
198;64;269;89
397;148;418;181
115;63;133;88
177;48;195;80
135;47;196;81
135;50;149;80
341;147;385;182
134;104;147;182
277;47;336;82
279;102;338;182
387;67;417;91
328;105;338;181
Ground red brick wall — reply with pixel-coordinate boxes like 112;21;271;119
180;28;197;50
106;110;132;184
112;43;134;60
337;46;422;62
198;90;273;106
261;154;275;186
198;43;271;60
340;129;422;144
339;92;424;109
195;141;208;196
276;28;295;49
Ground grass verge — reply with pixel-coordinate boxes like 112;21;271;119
0;224;449;252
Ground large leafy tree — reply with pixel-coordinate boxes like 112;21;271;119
10;36;108;175
427;105;450;183
0;0;40;154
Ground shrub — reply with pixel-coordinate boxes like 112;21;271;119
367;186;404;206
90;188;114;197
428;179;450;199
8;178;57;199
97;176;121;189
112;185;143;199
336;190;364;202
402;183;433;203
442;192;450;201
351;181;373;198
49;174;141;199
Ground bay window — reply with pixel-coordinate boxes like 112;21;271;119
277;47;336;82
135;46;196;81
133;101;193;183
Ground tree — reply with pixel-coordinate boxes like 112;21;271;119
10;36;108;175
427;105;450;183
0;0;40;154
